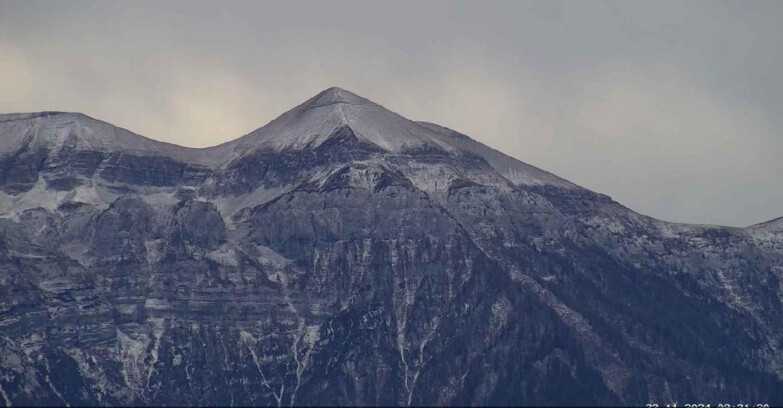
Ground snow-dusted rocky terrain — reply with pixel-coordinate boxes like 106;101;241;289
0;88;781;406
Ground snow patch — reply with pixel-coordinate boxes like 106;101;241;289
206;247;239;267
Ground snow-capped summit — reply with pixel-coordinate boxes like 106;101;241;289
223;87;576;187
227;86;458;154
301;87;379;108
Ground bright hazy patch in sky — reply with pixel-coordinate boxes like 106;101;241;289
1;1;781;227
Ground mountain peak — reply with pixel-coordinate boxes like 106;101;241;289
233;86;457;154
303;87;379;109
226;88;576;189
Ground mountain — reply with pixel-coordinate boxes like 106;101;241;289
0;87;781;407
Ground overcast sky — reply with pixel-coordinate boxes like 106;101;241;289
1;1;781;227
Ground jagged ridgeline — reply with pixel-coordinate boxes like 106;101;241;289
0;88;782;406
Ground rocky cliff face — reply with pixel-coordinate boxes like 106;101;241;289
1;88;781;406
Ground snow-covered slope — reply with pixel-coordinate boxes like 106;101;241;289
747;216;783;249
415;121;575;188
748;216;783;232
0;112;216;164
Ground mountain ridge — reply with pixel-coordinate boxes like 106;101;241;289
1;87;782;406
0;87;577;188
0;87;775;227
